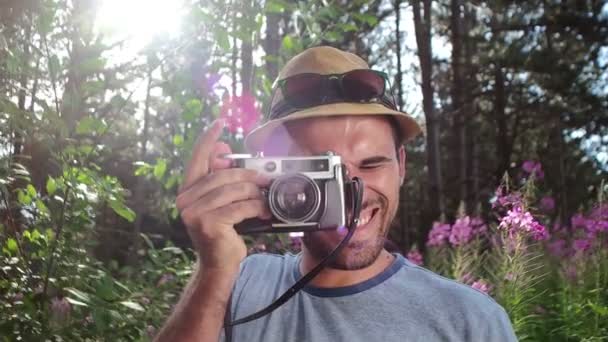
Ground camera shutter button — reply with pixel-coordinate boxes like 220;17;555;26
265;161;277;172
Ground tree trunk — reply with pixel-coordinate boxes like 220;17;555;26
450;0;467;212
128;65;153;266
395;0;404;111
395;0;409;250
263;10;281;83
464;4;477;210
494;62;510;177
240;0;253;94
412;0;445;220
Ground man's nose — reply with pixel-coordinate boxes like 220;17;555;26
344;163;363;180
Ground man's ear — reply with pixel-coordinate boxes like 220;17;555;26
398;145;406;186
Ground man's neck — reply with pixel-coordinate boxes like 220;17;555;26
300;249;396;288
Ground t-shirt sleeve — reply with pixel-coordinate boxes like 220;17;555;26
479;306;519;341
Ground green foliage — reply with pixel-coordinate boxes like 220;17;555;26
0;0;606;340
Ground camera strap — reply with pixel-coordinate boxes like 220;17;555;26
223;177;364;341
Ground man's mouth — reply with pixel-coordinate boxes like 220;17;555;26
356;207;380;229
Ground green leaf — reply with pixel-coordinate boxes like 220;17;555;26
17;190;31;205
46;177;57;195
216;30;230;51
120;301;144;311
354;13;378;26
182;99;203;122
76;117;107;135
282;36;294;51
109;200;136;222
154;159;167;180
27;184;36;197
36;200;49;216
65;288;91;304
265;0;285;13
66;297;88;307
172;134;184;147
6;238;18;253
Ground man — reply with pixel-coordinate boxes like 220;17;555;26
155;46;517;341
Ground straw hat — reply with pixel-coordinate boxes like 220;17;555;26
244;46;423;152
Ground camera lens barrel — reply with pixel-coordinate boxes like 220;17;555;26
268;174;321;224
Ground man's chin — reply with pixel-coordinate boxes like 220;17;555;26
303;234;386;271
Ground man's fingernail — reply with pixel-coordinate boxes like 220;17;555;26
337;226;348;235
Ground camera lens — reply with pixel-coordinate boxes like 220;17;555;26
268;174;320;223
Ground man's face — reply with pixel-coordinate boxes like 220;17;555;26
265;115;406;270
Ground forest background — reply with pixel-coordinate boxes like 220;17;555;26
1;0;607;340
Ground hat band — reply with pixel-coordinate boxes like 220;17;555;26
268;69;398;120
269;95;398;121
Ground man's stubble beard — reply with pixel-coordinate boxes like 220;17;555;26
302;196;397;270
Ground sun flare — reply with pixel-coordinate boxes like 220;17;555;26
96;0;184;48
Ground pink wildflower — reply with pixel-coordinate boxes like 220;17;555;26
539;196;555;212
548;239;567;258
521;160;544;180
470;217;488;235
460;272;474;285
449;217;473;246
498;205;548;241
492;185;523;209
471;280;492;294
571;213;587;230
573;239;592;253
406;247;424;266
427;222;451;247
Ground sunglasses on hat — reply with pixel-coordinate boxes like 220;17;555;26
269;69;398;120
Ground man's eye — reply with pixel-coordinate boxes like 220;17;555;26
360;164;382;170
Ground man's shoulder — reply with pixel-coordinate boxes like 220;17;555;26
394;257;507;318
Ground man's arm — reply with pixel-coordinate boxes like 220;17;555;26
153;263;238;342
154;120;270;341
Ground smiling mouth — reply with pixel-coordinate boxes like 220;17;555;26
356;207;379;228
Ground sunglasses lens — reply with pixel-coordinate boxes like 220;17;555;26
283;74;324;107
341;70;385;101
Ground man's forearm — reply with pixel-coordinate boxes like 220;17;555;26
154;264;239;342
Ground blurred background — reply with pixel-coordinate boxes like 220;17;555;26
0;0;607;340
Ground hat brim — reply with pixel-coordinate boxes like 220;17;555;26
244;102;424;152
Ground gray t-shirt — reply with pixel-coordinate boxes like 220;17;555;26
222;253;517;342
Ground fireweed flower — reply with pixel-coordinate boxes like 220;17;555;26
471;279;492;294
548;239;567;258
573;239;592;253
449;217;473;246
539;196;555;212
571;213;587;230
426;222;451;247
406;247;424;266
521;160;544;180
470;217;488;235
460;272;474;285
492;185;523;210
498;205;548;241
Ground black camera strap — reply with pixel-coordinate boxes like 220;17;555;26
223;177;364;342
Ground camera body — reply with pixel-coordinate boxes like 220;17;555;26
224;152;348;234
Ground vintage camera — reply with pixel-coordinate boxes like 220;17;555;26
223;152;350;234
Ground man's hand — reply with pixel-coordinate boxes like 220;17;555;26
176;119;271;270
155;120;271;342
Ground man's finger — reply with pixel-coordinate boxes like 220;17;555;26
182;119;224;189
210;142;233;171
